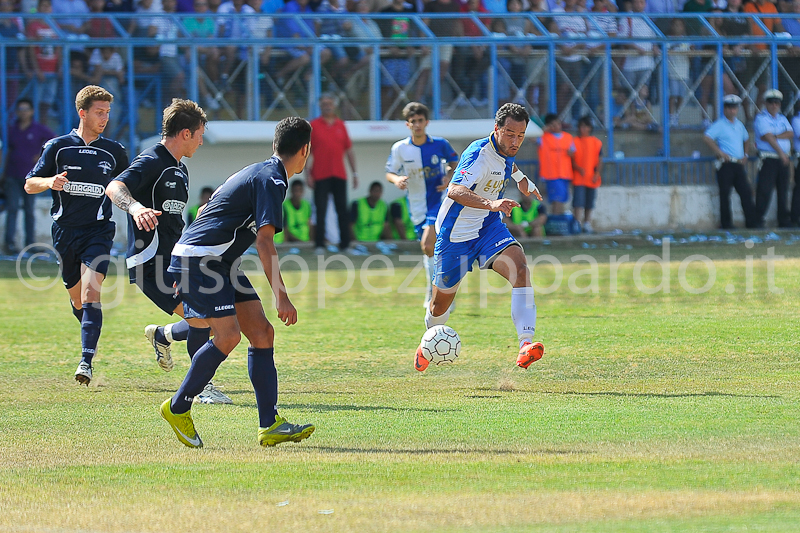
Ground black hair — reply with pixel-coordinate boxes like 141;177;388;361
577;115;594;130
200;186;214;195
274;116;312;157
543;113;559;126
16;98;33;109
495;103;530;128
369;181;383;191
290;179;304;189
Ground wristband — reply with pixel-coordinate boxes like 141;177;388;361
511;169;526;183
128;202;145;215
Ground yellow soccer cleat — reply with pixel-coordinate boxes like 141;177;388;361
160;399;203;448
258;415;315;447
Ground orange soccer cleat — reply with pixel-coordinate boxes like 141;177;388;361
516;341;544;369
414;345;430;372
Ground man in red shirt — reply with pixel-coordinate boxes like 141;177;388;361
307;93;359;253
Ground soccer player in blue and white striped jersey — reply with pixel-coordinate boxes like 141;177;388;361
386;102;459;306
415;103;545;372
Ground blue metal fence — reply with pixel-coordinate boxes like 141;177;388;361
1;11;797;185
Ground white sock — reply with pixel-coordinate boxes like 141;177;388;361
164;323;174;343
511;286;536;348
423;255;433;301
425;306;450;329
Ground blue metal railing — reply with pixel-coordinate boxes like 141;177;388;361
1;12;797;185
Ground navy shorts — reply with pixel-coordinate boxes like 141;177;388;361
572;186;597;210
52;221;115;289
433;221;520;290
545;178;571;204
168;256;261;320
131;262;182;315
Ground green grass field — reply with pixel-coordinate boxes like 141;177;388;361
2;237;800;532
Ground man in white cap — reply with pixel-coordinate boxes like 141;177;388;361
753;89;793;227
704;94;757;229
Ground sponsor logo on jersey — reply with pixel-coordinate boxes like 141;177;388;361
79;149;97;155
174;171;184;177
165;181;176;189
63;165;82;171
63;181;105;198
431;155;439;165
491;171;502;175
98;160;113;175
162;199;186;215
495;236;514;247
214;304;235;311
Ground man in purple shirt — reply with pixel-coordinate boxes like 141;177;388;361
3;98;54;255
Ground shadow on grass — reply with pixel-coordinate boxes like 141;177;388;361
310;446;588;456
241;402;460;413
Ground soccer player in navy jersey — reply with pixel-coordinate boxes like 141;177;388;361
160;116;315;448
105;99;231;404
25;85;129;385
415;103;545;372
385;102;459;308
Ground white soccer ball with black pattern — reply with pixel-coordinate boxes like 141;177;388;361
420;325;461;365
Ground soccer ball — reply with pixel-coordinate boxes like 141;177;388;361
420;325;461;365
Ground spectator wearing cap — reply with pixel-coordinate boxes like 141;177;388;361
704;94;757;229
754;89;793;227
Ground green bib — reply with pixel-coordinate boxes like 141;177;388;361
277;198;311;244
510;200;542;236
391;200;417;240
354;197;388;242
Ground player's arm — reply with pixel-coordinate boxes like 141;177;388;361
25;172;68;194
437;161;457;192
346;147;358;189
255;224;297;326
447;184;519;216
106;180;162;231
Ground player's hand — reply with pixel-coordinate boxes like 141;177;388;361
394;176;409;190
306;175;314;190
488;198;519;216
131;206;162;231
49;172;68;191
276;296;297;326
526;180;543;201
352;174;359;189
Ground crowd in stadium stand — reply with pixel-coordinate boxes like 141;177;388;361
0;0;798;126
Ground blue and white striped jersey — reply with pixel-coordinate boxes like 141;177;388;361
435;134;514;243
385;135;458;225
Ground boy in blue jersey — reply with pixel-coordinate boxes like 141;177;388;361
25;85;129;386
415;103;545;372
160;116;315;448
386;102;459;306
106;99;231;404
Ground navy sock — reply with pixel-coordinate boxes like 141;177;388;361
248;347;278;428
186;327;211;361
171;340;227;414
70;301;84;323
80;303;102;365
154;327;169;345
168;320;190;342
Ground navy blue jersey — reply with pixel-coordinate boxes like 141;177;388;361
172;156;287;266
115;143;189;270
27;129;129;228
